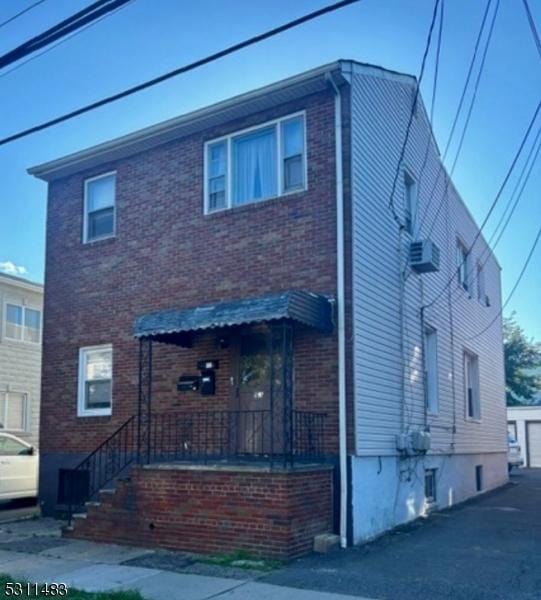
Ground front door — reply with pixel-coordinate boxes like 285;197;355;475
230;326;288;455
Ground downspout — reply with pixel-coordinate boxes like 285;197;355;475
326;71;348;549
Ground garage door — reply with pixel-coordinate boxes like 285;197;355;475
527;422;541;467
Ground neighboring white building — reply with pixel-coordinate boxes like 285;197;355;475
347;61;508;542
0;273;43;448
507;405;541;467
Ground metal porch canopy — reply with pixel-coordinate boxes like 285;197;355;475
133;290;333;342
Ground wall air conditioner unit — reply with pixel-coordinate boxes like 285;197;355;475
410;430;431;452
410;240;440;273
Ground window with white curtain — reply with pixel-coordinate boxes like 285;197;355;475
4;303;41;343
78;345;113;416
84;172;116;242
0;392;27;431
424;327;439;414
205;113;306;213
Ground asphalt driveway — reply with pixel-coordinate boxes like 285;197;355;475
263;469;541;600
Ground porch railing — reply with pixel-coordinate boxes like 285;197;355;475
63;409;326;524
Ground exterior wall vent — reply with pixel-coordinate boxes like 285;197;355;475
410;240;440;273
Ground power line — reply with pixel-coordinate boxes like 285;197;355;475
424;96;541;310
0;0;131;70
523;0;541;58
387;0;441;225
0;0;47;30
0;1;135;80
0;0;361;147
429;0;445;124
465;222;541;341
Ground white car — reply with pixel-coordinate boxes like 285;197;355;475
508;433;524;472
0;433;38;500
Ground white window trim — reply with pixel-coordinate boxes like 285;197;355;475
464;349;481;422
2;301;42;345
456;237;471;293
403;169;418;237
424;325;439;416
203;111;307;214
0;390;29;432
77;344;113;417
83;171;117;244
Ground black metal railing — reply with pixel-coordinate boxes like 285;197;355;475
63;409;326;524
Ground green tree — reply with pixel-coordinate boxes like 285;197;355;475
503;314;541;405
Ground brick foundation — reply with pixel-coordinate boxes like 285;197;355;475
65;463;334;560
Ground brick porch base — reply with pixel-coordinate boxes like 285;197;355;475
65;463;334;559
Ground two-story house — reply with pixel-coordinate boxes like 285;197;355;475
29;60;507;559
0;273;43;449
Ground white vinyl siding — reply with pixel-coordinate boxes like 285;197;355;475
78;345;113;417
204;113;306;213
350;64;506;457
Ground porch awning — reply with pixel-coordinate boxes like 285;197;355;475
133;290;333;341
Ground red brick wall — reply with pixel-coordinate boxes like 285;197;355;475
41;88;343;455
67;465;334;559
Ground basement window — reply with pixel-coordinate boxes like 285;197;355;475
425;468;437;503
0;391;28;431
476;465;483;492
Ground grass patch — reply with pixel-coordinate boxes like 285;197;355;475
0;575;143;599
198;549;282;571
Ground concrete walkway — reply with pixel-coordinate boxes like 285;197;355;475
0;519;372;600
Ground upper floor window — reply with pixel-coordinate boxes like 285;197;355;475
456;240;471;292
4;303;41;343
424;326;439;415
0;391;28;431
404;172;418;236
464;351;480;420
78;345;113;417
205;113;306;213
84;172;116;243
477;262;487;305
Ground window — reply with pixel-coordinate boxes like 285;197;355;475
464;351;480;420
475;465;483;491
0;435;31;456
404;172;417;236
424;327;439;414
0;392;27;431
84;173;116;242
4;303;41;343
425;468;437;503
78;345;113;416
205;113;306;213
477;262;486;305
457;240;471;292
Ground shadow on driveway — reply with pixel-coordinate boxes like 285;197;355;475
263;469;541;600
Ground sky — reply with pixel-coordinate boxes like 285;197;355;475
0;0;540;338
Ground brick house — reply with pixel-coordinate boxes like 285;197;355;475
29;60;508;558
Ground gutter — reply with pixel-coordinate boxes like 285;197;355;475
326;71;348;549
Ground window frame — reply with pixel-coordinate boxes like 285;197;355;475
403;170;418;237
3;301;42;345
77;344;113;417
424;468;437;504
464;350;481;422
424;325;439;416
0;391;29;432
83;171;117;244
477;261;487;305
456;239;471;293
203;111;307;214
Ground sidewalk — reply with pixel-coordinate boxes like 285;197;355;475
0;519;372;600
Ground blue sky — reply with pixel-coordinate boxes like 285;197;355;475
0;0;539;338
